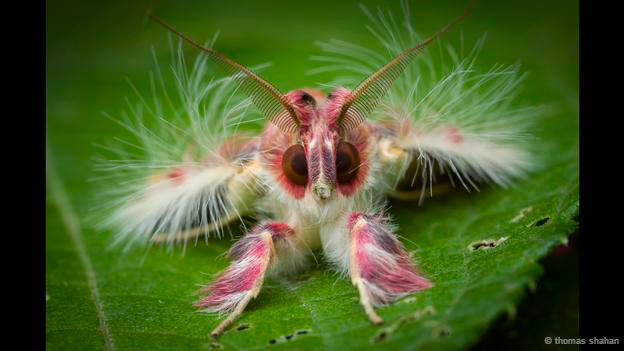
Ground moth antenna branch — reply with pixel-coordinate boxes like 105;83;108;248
337;3;473;131
147;12;301;134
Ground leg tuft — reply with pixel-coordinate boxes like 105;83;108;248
349;212;432;323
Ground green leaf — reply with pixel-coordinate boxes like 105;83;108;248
477;232;579;350
46;0;578;350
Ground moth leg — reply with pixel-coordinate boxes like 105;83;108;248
348;212;432;325
195;222;297;338
378;137;456;202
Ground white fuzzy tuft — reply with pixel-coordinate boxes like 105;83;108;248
93;36;266;249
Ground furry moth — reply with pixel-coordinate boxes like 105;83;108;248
97;1;538;338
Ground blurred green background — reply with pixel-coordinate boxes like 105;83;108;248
47;0;578;350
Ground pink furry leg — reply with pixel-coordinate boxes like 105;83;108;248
348;212;432;325
195;222;295;338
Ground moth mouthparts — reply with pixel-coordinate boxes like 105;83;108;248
312;180;333;200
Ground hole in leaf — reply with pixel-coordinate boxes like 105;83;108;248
572;213;579;222
268;329;310;345
469;237;508;252
438;327;450;338
374;331;388;342
372;306;437;344
532;217;550;227
236;324;250;331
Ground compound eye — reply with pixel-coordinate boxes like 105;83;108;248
282;144;308;186
336;141;360;183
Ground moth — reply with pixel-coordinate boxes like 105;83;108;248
100;2;536;338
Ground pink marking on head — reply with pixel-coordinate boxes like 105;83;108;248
323;87;352;127
283;89;321;128
259;124;306;199
273;152;307;199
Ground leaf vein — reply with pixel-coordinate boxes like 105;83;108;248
47;150;115;351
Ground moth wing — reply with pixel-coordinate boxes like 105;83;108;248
375;119;532;203
109;135;265;247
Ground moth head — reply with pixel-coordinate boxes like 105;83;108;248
277;88;369;202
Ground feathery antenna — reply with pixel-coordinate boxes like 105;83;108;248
147;12;301;134
337;4;473;131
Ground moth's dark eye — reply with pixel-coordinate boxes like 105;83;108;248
336;141;360;183
282;144;308;186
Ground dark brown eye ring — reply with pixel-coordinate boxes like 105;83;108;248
282;144;308;186
336;141;360;183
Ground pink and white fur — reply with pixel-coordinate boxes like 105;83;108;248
99;3;538;338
